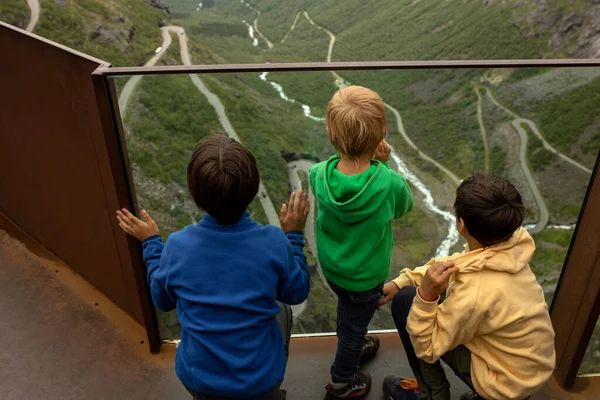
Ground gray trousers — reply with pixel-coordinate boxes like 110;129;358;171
392;286;475;400
186;302;292;400
392;287;532;400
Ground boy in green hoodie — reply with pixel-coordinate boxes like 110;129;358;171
310;85;414;399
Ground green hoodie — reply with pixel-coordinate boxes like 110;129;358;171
309;155;414;291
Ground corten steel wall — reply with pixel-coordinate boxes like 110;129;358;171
0;23;159;351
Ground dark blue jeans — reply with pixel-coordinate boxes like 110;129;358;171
328;280;384;383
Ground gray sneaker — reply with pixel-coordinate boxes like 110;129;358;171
359;335;380;364
325;372;372;399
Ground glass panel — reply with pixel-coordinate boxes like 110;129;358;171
110;66;600;339
580;319;600;375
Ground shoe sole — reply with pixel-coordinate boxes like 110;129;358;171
324;388;368;400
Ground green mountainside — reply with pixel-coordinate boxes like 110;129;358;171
1;0;169;66
2;0;599;341
0;0;29;28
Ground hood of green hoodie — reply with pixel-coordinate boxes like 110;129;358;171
311;155;392;224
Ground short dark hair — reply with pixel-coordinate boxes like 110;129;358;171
453;173;525;247
187;135;259;225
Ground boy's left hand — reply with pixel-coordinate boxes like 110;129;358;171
280;190;310;232
373;139;391;162
116;209;159;241
418;261;458;302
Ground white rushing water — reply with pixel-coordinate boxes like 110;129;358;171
258;65;461;257
259;72;325;122
332;73;460;256
525;223;576;231
389;149;460;257
243;20;258;46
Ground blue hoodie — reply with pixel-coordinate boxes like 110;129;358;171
142;212;310;398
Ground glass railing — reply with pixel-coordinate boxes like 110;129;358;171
108;65;600;344
581;318;600;376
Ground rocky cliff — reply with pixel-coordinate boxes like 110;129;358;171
510;0;600;58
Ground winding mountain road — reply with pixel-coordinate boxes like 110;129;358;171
475;88;491;172
117;26;280;228
516;118;592;175
384;103;462;186
511;120;549;233
483;88;591;175
118;27;176;114
280;12;301;44
25;0;39;32
481;86;593;232
240;0;272;49
258;13;463;257
287;161;337;300
116;23;313;319
269;10;463;187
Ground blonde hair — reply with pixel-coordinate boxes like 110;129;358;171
326;85;387;162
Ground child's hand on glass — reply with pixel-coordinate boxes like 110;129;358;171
373;139;391;162
280;190;310;233
116;208;160;241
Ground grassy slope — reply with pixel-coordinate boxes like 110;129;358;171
165;0;598;231
33;0;166;66
170;0;545;178
0;0;29;29
7;0;595;336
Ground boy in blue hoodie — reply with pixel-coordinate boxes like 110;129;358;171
116;134;311;400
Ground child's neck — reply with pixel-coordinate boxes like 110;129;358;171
336;156;371;176
466;236;484;251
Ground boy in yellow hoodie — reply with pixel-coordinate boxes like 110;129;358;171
379;173;555;400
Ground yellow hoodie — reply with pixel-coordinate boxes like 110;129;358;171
393;227;555;400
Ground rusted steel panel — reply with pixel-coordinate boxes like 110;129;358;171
0;22;158;350
551;151;600;387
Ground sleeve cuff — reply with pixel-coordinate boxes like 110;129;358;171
142;234;161;244
392;275;411;289
285;231;305;244
414;288;439;314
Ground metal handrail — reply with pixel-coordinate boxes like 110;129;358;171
94;58;600;77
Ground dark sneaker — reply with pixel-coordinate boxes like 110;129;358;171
325;372;372;399
359;335;380;363
382;376;420;400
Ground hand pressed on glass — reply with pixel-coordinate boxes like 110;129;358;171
116;208;160;241
279;190;310;233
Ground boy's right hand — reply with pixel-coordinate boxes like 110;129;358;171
280;190;310;232
116;209;160;241
373;139;391;162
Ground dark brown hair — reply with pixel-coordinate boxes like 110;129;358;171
453;173;525;247
187;135;259;225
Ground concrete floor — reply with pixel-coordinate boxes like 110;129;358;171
0;217;598;400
